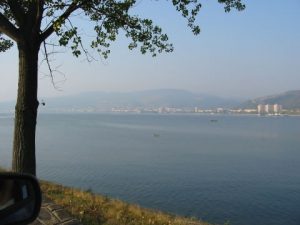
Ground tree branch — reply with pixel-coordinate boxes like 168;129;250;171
7;1;26;27
0;12;20;41
66;18;95;62
36;0;45;26
27;0;45;34
41;41;66;90
43;41;55;87
40;2;80;43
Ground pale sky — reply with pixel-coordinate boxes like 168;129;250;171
0;0;299;102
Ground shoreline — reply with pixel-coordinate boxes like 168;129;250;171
40;180;212;225
1;167;211;225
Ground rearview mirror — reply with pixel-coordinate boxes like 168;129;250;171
0;173;41;225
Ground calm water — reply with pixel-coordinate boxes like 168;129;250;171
1;113;300;225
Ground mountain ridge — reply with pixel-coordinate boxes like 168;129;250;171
0;89;241;112
241;90;300;109
2;89;299;112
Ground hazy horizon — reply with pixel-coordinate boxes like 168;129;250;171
1;0;299;101
1;88;300;104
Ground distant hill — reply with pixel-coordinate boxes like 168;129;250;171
241;90;300;109
0;89;241;112
40;89;241;111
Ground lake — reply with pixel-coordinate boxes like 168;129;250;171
1;113;300;225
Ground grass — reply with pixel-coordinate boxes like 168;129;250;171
40;180;212;225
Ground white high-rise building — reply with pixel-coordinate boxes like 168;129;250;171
265;104;275;113
257;104;283;115
273;104;282;114
257;104;265;114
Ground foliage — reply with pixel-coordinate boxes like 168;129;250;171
0;0;245;58
0;32;13;52
218;0;245;12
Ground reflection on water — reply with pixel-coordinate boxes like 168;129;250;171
1;113;300;225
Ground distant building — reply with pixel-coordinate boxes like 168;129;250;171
257;104;282;115
265;104;274;113
217;108;224;113
273;104;282;114
257;104;265;114
244;109;257;113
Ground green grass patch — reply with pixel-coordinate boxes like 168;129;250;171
40;180;212;225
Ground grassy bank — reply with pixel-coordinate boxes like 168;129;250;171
40;181;211;225
1;167;212;225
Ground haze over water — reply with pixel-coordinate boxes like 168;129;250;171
1;113;300;225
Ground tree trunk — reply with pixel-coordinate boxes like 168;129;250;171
12;42;40;176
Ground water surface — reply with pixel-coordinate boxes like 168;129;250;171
1;113;300;225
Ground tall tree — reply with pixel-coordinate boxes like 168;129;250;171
0;0;244;176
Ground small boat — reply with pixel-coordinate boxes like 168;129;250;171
153;133;160;137
210;119;218;122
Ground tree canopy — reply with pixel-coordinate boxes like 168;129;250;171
0;0;245;58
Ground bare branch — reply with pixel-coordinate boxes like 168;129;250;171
43;41;56;88
41;41;67;90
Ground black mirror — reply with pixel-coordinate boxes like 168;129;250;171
0;173;41;225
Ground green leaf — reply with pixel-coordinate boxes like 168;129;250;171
0;33;13;52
